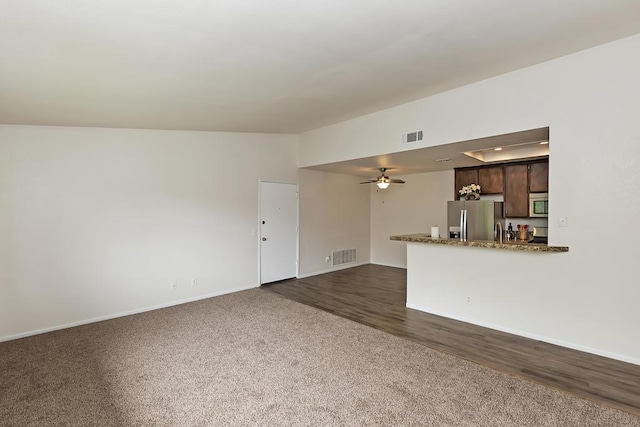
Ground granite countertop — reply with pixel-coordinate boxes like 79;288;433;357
390;233;569;253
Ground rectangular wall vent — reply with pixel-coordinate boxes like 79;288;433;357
402;130;423;144
332;248;356;267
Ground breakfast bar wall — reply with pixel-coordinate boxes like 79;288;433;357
403;242;595;355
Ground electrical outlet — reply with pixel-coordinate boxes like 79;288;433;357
170;282;178;291
466;295;472;305
190;277;198;287
325;256;331;263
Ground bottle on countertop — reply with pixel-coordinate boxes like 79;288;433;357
507;222;513;240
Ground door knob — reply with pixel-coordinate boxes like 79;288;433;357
262;237;267;241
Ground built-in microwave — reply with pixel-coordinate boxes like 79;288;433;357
529;193;548;217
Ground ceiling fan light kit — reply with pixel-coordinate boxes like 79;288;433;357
360;168;405;189
377;180;390;189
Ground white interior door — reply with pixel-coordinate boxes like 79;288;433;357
260;182;298;284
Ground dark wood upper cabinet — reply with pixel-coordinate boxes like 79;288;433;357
504;164;529;218
455;158;548;217
529;161;549;193
454;169;479;198
478;166;504;194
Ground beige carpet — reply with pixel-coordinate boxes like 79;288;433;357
1;289;638;426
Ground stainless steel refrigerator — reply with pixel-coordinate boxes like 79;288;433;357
447;200;504;241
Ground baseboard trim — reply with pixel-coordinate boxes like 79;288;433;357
369;262;407;269
297;261;369;279
0;284;258;343
406;302;640;366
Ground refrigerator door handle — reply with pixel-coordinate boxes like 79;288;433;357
459;209;465;242
463;209;468;241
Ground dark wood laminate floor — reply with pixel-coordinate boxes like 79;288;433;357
263;264;640;417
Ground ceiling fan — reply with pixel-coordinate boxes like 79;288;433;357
359;168;406;189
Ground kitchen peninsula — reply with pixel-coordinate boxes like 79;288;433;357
391;232;573;358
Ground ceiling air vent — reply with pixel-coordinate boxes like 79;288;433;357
402;130;423;144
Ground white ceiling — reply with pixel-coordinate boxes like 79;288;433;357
2;1;640;133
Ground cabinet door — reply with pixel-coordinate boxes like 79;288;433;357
478;166;504;194
504;164;529;218
454;169;479;198
529;161;549;193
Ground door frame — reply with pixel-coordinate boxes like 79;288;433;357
258;180;299;285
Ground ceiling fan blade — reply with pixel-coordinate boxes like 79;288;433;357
389;179;406;183
359;180;378;184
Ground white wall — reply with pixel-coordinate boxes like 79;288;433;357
298;169;370;277
370;170;452;268
0;125;298;341
405;243;630;363
299;34;640;363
